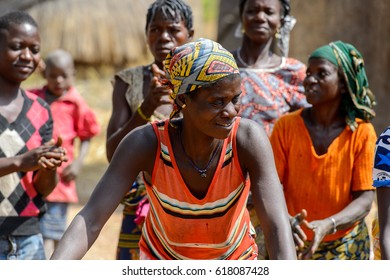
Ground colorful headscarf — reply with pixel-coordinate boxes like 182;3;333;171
163;38;240;121
309;41;376;131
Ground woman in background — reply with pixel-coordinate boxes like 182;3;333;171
232;0;308;258
105;0;194;260
270;41;376;259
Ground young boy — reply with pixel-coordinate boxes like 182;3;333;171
29;49;100;258
0;11;67;260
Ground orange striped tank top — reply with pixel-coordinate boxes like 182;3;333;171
139;118;257;259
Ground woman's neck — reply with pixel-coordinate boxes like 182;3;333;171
238;37;280;68
304;106;345;129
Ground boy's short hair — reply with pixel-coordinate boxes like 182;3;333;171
0;10;38;32
44;49;74;69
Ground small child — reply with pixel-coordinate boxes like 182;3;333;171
29;49;100;257
0;11;67;260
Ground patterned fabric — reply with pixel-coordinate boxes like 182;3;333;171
238;57;308;136
163;38;239;121
139;118;258;259
116;201;144;260
0;90;53;236
373;126;390;187
248;204;268;260
270;109;376;242
309;41;376;131
371;126;390;260
372;217;381;260
112;66;153;260
302;221;371;260
29;86;100;203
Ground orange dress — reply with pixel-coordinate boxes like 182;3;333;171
139;118;257;259
270;109;376;241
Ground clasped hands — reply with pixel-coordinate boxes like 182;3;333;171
20;136;68;172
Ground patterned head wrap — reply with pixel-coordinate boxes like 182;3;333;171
309;41;376;131
163;38;240;121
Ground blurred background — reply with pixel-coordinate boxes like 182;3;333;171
2;0;220;204
1;0;389;259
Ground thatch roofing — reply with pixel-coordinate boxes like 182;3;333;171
2;0;204;68
0;0;45;12
23;0;155;67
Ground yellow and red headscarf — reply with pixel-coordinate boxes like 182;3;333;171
163;38;239;121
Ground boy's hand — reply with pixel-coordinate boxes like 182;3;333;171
38;136;68;171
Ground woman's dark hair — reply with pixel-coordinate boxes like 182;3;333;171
238;0;291;22
0;10;38;31
145;0;193;32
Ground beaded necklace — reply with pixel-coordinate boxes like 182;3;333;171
179;128;221;178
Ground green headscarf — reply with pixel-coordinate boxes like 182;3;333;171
309;41;376;131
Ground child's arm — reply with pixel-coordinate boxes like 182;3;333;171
62;139;91;182
0;139;67;197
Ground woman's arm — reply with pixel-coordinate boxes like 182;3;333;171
106;78;145;161
299;190;374;260
237;118;296;260
51;125;157;259
106;65;173;162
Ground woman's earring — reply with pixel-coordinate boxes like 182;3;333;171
181;104;187;109
234;23;244;38
275;27;281;39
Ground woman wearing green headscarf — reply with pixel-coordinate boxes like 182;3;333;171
270;41;377;259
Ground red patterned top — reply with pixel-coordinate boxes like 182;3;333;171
29;86;100;203
239;57;308;136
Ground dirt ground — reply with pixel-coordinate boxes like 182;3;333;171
67;204;122;260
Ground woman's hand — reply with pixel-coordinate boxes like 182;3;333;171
290;209;309;250
139;64;173;117
297;217;335;260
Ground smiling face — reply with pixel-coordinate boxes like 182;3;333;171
0;22;40;84
183;74;242;139
303;58;345;107
241;0;282;44
146;10;193;65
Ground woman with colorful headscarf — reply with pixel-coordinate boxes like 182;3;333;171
270;41;377;259
51;38;296;260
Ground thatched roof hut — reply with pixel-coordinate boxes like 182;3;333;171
1;0;207;68
23;0;155;68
